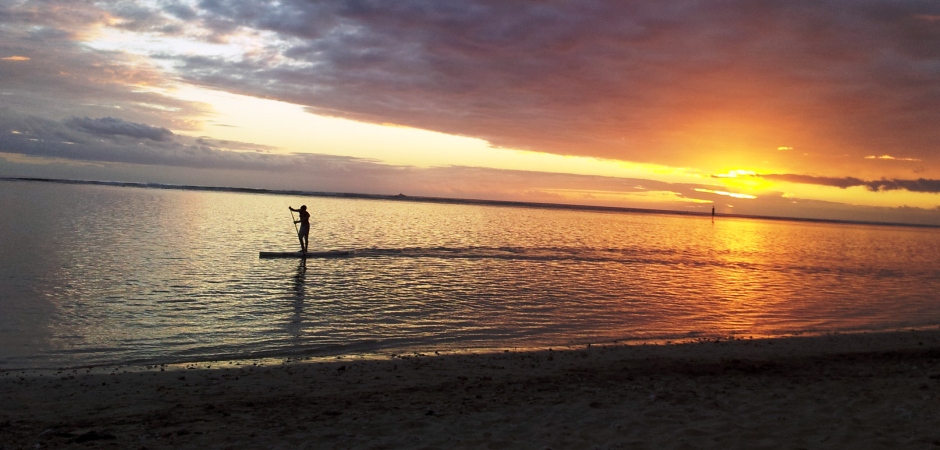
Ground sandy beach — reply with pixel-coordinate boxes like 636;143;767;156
3;330;940;449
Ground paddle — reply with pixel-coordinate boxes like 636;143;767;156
289;209;301;251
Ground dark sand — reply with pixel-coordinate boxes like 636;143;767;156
3;330;940;449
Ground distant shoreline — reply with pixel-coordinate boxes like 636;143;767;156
4;176;938;229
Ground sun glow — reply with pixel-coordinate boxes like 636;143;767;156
541;188;712;205
694;188;757;199
712;169;774;192
157;85;713;187
713;170;757;179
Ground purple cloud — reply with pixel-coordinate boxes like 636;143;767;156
66;117;174;142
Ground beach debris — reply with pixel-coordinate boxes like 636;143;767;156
337;365;346;372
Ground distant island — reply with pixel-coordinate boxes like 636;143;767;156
3;176;937;229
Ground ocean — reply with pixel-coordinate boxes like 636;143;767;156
2;178;939;370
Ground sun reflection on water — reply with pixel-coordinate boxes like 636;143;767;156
2;180;940;369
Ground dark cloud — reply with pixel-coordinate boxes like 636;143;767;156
108;2;164;31
757;174;867;190
166;4;198;23
0;112;297;171
762;174;940;193
138;0;940;173
66;117;174;142
869;179;940;193
194;137;279;152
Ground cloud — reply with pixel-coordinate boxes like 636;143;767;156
762;173;940;193
865;178;940;193
0;2;211;130
136;0;940;171
66;117;174;142
3;0;938;180
864;155;922;161
194;137;279;152
0;112;297;171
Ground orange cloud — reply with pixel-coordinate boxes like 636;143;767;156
694;188;757;199
864;155;922;162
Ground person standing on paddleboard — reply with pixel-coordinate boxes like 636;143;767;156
289;205;310;254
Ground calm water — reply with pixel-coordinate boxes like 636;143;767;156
2;179;940;369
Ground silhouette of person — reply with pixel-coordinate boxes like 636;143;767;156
289;205;310;253
711;205;715;220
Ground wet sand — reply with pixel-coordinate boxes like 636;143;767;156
3;330;940;449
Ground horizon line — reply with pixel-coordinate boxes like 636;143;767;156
3;176;938;230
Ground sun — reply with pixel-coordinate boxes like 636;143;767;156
712;169;774;192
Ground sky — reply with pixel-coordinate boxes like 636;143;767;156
1;0;939;225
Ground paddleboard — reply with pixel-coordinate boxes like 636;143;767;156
259;250;351;259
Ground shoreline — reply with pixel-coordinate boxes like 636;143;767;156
3;329;940;448
6;325;940;374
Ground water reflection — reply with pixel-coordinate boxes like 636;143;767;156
3;179;940;369
287;258;306;338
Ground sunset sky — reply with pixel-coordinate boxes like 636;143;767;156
1;1;939;224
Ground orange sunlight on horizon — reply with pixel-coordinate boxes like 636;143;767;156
154;85;940;212
169;85;712;183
